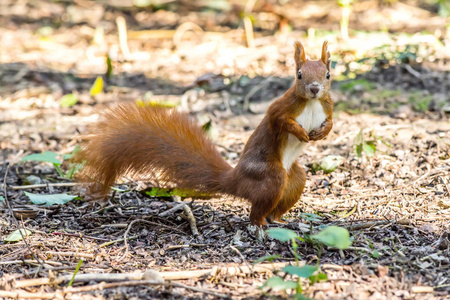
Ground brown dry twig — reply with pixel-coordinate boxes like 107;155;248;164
3;280;230;299
14;262;292;288
181;203;200;236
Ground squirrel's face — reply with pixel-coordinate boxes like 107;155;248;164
296;61;331;100
293;41;331;100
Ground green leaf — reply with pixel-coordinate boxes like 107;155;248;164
62;145;81;160
309;272;328;284
25;192;76;206
65;163;84;180
60;94;78;108
253;254;281;264
67;258;84;287
22;151;61;165
300;213;323;222
90;76;104;96
319;155;343;173
266;228;298;242
372;250;381;258
363;141;376;157
5;229;32;242
282;265;317;278
312;226;351;249
0;195;4;202
259;276;298;291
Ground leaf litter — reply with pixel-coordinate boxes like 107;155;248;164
0;0;449;299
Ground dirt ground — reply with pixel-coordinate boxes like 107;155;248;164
0;0;449;299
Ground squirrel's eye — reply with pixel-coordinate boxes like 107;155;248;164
297;70;302;80
326;71;330;80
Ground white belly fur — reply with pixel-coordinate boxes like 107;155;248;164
282;100;327;170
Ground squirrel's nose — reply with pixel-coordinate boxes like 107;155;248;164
309;84;320;95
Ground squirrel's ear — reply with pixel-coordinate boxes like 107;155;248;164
321;41;331;70
294;41;306;71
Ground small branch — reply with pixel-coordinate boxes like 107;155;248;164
14;262;292;288
182;203;200;236
404;64;422;78
347;219;411;231
0;260;62;266
411;286;434;293
45;251;95;259
230;245;254;275
167;243;207;250
0;291;58;299
52;231;109;241
158;202;186;217
0;182;77;190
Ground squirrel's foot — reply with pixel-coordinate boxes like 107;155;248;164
266;215;288;225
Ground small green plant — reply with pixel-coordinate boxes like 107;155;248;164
67;258;84;287
353;128;376;158
21;146;83;179
312;155;343;173
258;226;351;298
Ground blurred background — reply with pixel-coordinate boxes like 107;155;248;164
0;0;449;153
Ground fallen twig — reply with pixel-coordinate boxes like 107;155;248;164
52;231;109;241
45;251;95;259
181;203;200;236
158;202;186;217
0;259;62;266
0;182;77;190
347;219;411;231
3;280;230;299
411;286;434;293
167;243;207;250
14;262;292;288
230;245;254;275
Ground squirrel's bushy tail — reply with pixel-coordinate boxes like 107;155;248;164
75;103;232;195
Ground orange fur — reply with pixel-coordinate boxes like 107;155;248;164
75;41;333;227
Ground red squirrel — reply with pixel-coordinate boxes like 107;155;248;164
75;41;333;227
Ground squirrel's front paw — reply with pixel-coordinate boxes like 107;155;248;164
309;130;325;141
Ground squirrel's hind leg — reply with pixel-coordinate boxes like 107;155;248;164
247;173;287;227
266;163;306;224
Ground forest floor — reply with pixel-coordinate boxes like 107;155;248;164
0;0;449;299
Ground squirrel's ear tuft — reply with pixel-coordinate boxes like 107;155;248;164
321;41;331;70
294;41;306;71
